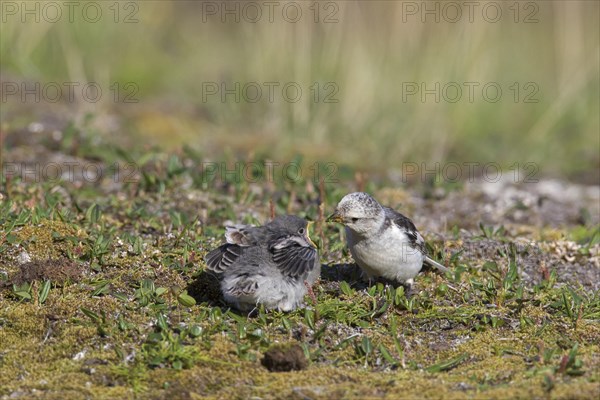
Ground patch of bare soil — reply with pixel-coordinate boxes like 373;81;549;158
10;259;83;286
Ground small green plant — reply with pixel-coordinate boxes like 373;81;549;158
527;343;585;384
177;290;196;307
393;286;417;312
549;286;586;328
85;203;102;225
85;233;112;267
90;279;111;297
557;344;585;376
353;336;374;367
38;280;51;304
478;223;506;239
142;327;198;370
81;307;110;337
134;279;168;308
12;283;32;301
426;353;469;373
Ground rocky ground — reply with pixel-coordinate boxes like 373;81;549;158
0;125;599;399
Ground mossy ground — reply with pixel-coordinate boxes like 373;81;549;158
1;129;599;399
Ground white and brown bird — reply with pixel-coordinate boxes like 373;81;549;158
204;215;320;312
327;192;447;288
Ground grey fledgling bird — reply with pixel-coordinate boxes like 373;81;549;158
204;215;320;312
327;192;448;287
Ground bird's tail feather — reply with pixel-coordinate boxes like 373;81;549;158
424;256;449;273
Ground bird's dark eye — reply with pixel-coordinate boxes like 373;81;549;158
298;228;305;235
351;218;358;223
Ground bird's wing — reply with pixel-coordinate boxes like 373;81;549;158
382;207;426;254
224;224;259;246
224;277;259;296
204;244;244;274
269;236;318;279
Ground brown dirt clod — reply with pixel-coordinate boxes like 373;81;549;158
261;344;308;372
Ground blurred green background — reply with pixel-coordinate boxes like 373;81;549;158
1;0;599;182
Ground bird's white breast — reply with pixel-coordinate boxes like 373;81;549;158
346;224;424;283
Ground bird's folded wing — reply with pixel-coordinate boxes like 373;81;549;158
270;237;317;278
205;244;243;273
383;207;426;254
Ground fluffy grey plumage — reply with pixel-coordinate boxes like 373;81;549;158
204;215;320;311
328;192;447;287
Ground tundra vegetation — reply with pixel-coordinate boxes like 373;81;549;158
0;128;598;399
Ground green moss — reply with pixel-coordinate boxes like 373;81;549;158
14;219;82;261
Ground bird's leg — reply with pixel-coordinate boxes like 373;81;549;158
404;279;416;298
304;280;317;306
247;306;259;318
360;270;374;291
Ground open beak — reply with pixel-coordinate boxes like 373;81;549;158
306;221;318;249
326;210;344;224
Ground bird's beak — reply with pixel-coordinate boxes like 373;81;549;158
306;221;318;249
326;211;344;224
